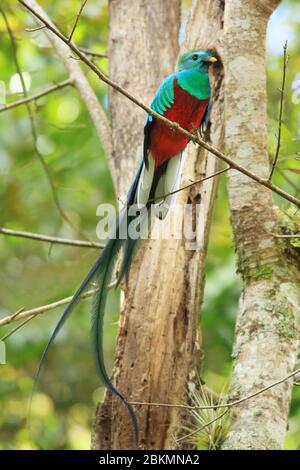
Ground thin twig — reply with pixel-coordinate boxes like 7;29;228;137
0;227;104;248
176;409;229;444
0;289;98;326
222;364;299;405
9;307;25;321
1;7;74;228
78;47;108;58
271;232;300;238
0;315;35;341
17;1;300;209
172;165;230;197
176;364;300;444
129;366;300;411
0;279;117;328
269;41;288;181
0;79;72;113
68;0;87;43
25;24;46;32
0;289;97;328
149;165;231;204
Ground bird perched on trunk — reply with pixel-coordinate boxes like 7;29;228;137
33;49;217;443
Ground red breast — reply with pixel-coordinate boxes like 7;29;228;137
150;78;209;168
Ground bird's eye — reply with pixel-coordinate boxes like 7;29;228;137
192;54;198;61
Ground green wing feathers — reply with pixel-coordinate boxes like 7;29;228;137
150;73;175;116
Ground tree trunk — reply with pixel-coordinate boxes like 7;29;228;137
92;0;225;450
221;0;300;450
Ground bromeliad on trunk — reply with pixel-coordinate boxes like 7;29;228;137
32;49;217;443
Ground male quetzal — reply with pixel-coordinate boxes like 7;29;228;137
33;50;217;441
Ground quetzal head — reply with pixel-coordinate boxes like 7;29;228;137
178;50;218;73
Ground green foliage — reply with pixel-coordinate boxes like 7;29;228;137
185;381;230;450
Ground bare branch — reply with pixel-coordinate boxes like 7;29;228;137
9;307;26;321
0;227;104;248
0;279;117;329
176;364;300;444
0;288;97;328
130;366;300;411
17;1;300;209
25;24;46;32
68;0;87;43
0;315;36;341
148;165;231;204
176;409;229;444
271;232;300;238
269;41;288;181
78;47;108;58
0;79;73;113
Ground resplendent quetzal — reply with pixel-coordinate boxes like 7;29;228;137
33;50;217;442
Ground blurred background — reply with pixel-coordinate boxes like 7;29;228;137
0;0;299;450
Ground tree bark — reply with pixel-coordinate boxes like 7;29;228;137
221;0;300;450
107;0;180;195
92;0;225;450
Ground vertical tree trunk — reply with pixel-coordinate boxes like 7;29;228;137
107;0;181;195
221;0;300;450
92;0;225;450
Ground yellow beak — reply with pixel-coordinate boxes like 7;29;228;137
208;56;218;63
